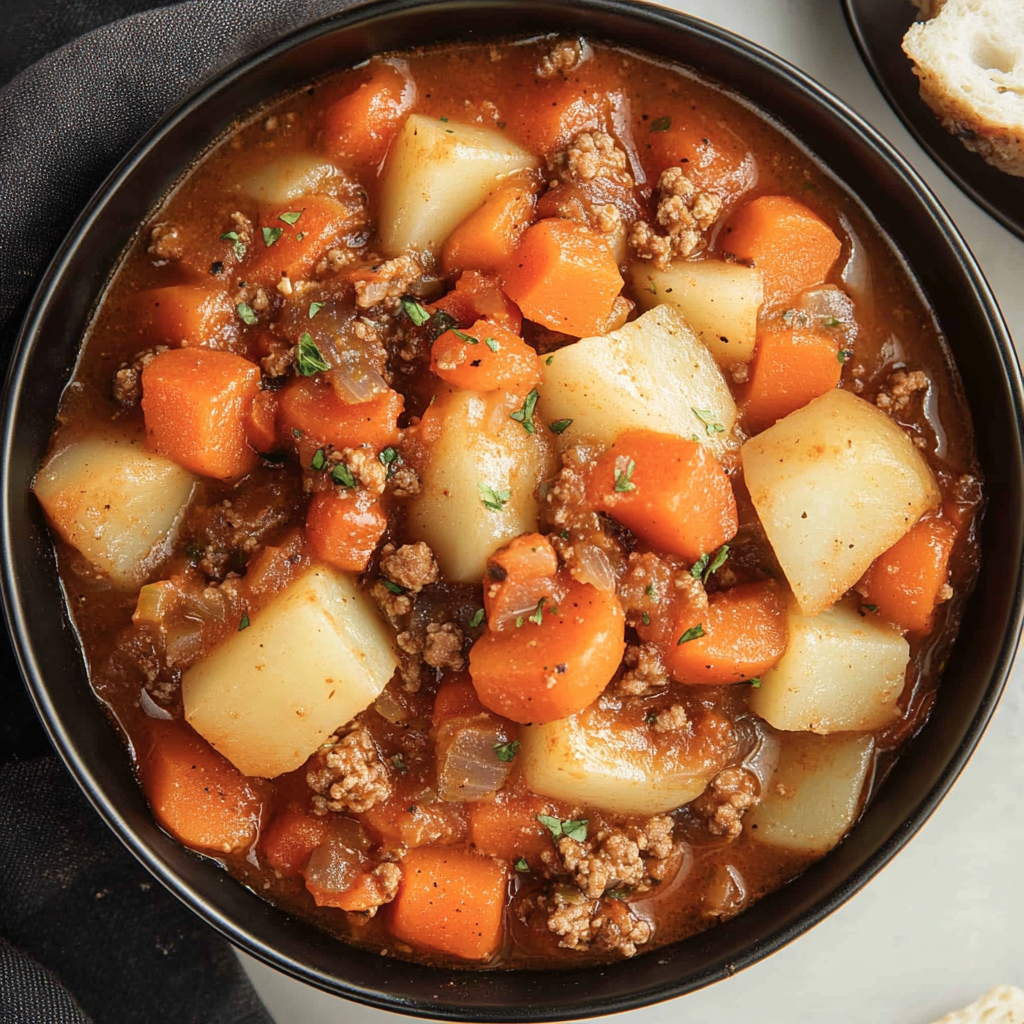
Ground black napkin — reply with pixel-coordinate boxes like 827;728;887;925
0;1;362;1020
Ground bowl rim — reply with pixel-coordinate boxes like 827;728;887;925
3;0;1023;1018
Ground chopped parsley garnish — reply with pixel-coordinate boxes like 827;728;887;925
308;301;324;319
863;603;879;613
452;328;479;345
646;279;657;295
220;230;246;260
528;598;546;625
690;552;710;579
605;889;630;900
236;302;258;326
330;462;357;488
484;336;500;352
838;348;853;364
677;623;705;644
822;315;842;327
613;458;637;493
296;231;305;241
238;614;250;631
494;739;520;762
292;428;303;438
401;297;431;326
702;544;730;583
692;408;725;435
549;418;573;435
296;332;330;375
439;116;449;122
650;115;671;132
782;308;810;327
469;608;486;628
262;226;284;247
559;529;570;541
428;309;457;340
645;582;657;597
381;578;405;595
537;815;589;842
390;753;408;774
545;355;555;365
646;710;659;725
749;677;762;688
278;209;303;226
514;857;530;873
378;447;399;477
642;612;651;626
478;482;511;512
310;448;327;472
516;616;524;628
510;389;540;434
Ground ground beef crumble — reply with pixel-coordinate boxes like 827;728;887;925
690;766;760;839
630;166;723;269
307;723;391;815
357;862;403;917
147;223;183;261
549;131;633;187
875;368;929;415
349;254;424;309
380;542;439;593
536;38;587;78
615;643;669;696
544;894;654;957
112;346;168;410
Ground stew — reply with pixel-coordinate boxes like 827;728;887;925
33;34;982;966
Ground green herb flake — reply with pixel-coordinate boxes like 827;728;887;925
645;582;657;598
296;231;305;241
645;710;658;725
605;889;630;900
677;623;705;645
220;231;247;260
559;529;570;541
439;116;449;122
262;226;284;247
401;297;431;326
516;616;524;628
494;739;521;763
291;428;303;438
838;348;853;364
642;612;651;626
308;301;324;319
822;315;842;327
278;209;304;226
428;309;457;340
514;857;530;873
510;389;540;434
537;815;589;842
545;355;555;365
646;279;657;295
452;328;479;345
310;449;327;472
484;336;500;352
549;418;573;435
690;553;711;579
613;458;637;493
478;482;511;512
863;603;879;613
296;332;330;376
391;753;408;774
381;578;405;595
749;677;762;689
650;115;671;132
331;462;358;488
528;598;546;625
692;407;725;435
238;613;250;631
703;544;730;583
236;302;258;326
469;608;486;629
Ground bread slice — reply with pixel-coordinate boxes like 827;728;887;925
902;0;1024;177
929;985;1024;1024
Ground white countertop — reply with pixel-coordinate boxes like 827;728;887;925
239;1;1024;1020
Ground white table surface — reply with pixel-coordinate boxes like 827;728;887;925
239;1;1024;1020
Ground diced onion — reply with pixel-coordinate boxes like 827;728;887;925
435;715;512;802
374;688;409;725
317;333;389;405
133;581;175;627
139;687;173;721
572;542;617;593
838;212;872;315
737;716;781;794
796;285;858;349
304;818;372;893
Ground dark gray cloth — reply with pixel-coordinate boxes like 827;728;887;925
0;1;363;1020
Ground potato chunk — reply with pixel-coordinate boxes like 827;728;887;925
405;389;556;583
747;732;875;854
537;305;737;455
520;703;738;816
741;389;939;615
33;433;195;589
629;259;764;366
378;115;539;255
241;152;345;204
750;599;909;733
183;566;398;778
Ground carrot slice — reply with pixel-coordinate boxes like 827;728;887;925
261;809;331;877
245;389;279;453
588;430;738;563
306;489;387;573
278;376;403;450
322;61;415;167
442;180;538;276
430;318;542;393
141;347;261;480
742;326;842;433
488;533;559;580
432;676;484;726
638;112;753;196
483;533;562;632
858;514;957;635
501;219;622;338
666;581;788;685
725;195;841;308
468;784;554;865
388;846;508;961
140;720;263;854
469;578;624;724
139;284;238;348
246;195;360;287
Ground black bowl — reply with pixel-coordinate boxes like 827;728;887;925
3;1;1023;1019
